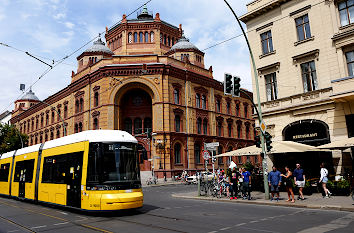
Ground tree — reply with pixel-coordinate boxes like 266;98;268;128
0;123;28;154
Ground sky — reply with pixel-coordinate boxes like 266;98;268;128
0;0;252;114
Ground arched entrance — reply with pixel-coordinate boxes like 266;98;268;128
119;88;153;172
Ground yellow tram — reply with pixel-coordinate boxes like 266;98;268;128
0;130;143;211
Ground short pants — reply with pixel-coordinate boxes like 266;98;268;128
270;184;279;193
295;180;305;188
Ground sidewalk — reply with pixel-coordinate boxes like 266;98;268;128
142;180;184;187
172;190;354;212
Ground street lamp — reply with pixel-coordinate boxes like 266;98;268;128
223;0;270;199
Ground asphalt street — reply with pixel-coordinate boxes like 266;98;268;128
0;184;353;233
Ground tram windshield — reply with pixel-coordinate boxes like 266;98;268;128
87;142;141;189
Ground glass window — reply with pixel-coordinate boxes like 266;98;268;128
218;146;223;164
227;102;231;114
174;143;181;164
80;98;84;112
260;30;273;54
134;32;138;43
339;0;354;26
78;122;83;132
174;89;180;104
51;111;55;123
301;60;318;92
244;105;248;118
0;163;10;182
236;103;240;116
150;32;154;42
175;115;181;132
93;118;99;130
94;92;99;107
196;94;200;108
56;130;60;139
144;117;152;134
64;106;68;119
203;119;208;135
346;51;354;76
216;99;221;113
237;124;241;138
246;125;250;139
139;32;143;43
296;14;311;41
217;122;222;137
202;95;207;109
124;118;132;134
128;33;132;43
265;72;278;101
195;143;201;164
14;159;35;183
134;118;142;134
228;123;232;137
197;118;202;134
75;123;78;133
145;32;149;43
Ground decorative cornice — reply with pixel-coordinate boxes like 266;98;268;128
216;116;224;122
194;86;208;94
91;111;100;117
172;83;182;89
173;108;184;115
257;62;280;75
93;85;101;91
75;90;85;97
292;49;319;65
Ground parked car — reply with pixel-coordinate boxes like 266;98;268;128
186;171;214;184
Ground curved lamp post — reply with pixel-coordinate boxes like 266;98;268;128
223;0;270;199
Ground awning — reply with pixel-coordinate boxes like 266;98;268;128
215;141;328;157
318;137;354;149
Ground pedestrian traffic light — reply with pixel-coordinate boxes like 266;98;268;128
265;132;272;152
233;76;241;97
255;135;261;148
224;73;233;95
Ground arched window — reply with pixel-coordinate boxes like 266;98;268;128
128;32;133;43
50;132;54;140
217;121;222;137
23;122;26;133
56;130;60;139
174;89;180;104
134;118;142;134
227;102;231;114
94;92;99;107
194;143;201;164
172;37;175;45
40;135;43;143
202;95;207;109
150;31;154;42
30;137;33;145
80;98;84;112
139;32;143;43
175;115;181;132
124;118;132;134
64;105;68;118
244;104;248;118
78;122;83;132
134;32;138;43
168;36;171;46
51;111;55;123
145;32;149;43
41;116;44;127
46;114;49;125
246;125;250;139
237;124;241;138
160;33;163;43
174;143;181;164
144;117;152;133
236;103;240;116
75;100;79;113
137;144;147;164
57;109;61;122
216;99;221;113
45;133;48;141
218;146;223;164
31;119;34;131
228;123;232;137
74;123;78;133
35;137;38;144
197;118;202;134
203;119;208;135
164;35;167;45
36;118;38;129
93;118;99;130
196;94;200;108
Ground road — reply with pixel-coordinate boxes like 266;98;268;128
0;184;353;233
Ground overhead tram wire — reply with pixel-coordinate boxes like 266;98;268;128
0;0;153;114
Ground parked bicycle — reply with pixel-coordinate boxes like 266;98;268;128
146;176;158;185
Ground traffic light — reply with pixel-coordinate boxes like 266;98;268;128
224;73;233;95
255;135;261;148
264;132;272;152
233;76;241;97
212;156;216;163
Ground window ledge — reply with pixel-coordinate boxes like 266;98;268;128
294;36;314;46
339;23;354;31
174;163;183;166
259;50;276;59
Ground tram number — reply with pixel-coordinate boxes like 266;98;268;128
90;204;100;208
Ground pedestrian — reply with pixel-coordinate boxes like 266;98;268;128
242;167;252;200
320;162;332;198
293;163;305;200
281;166;295;203
268;166;282;201
225;168;231;198
230;167;239;200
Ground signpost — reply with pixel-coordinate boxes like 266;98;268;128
204;142;219;175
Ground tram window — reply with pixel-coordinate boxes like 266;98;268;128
0;163;10;182
13;159;35;183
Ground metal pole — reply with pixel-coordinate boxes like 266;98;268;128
39;100;67;136
223;0;269;199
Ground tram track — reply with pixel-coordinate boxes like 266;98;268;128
0;214;36;233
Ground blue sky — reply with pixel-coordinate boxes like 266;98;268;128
0;0;252;114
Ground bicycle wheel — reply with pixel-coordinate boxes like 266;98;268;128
200;183;208;196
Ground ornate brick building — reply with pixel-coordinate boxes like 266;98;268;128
11;6;255;178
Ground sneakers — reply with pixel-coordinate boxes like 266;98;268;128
328;191;332;197
276;198;279;202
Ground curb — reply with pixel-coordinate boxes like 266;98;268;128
142;182;184;188
171;194;354;212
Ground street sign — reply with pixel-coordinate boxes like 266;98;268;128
260;121;267;134
203;150;210;160
205;142;219;150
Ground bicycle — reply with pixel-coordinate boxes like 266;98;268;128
146;176;158;185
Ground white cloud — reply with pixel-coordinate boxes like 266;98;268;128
53;13;66;20
64;21;74;29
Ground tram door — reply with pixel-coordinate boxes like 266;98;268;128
66;152;83;208
14;160;35;198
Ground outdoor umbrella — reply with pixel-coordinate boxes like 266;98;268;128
317;137;354;149
215;141;328;157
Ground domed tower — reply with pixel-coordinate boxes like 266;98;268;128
76;36;114;73
165;34;205;68
105;5;182;55
13;89;40;116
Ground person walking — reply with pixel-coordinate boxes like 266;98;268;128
281;166;295;203
320;162;332;198
268;166;282;201
293;163;305;200
242;167;252;200
230;167;239;200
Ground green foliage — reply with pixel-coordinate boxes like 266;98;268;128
336;179;350;189
243;162;255;172
326;180;335;189
0;123;28;154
